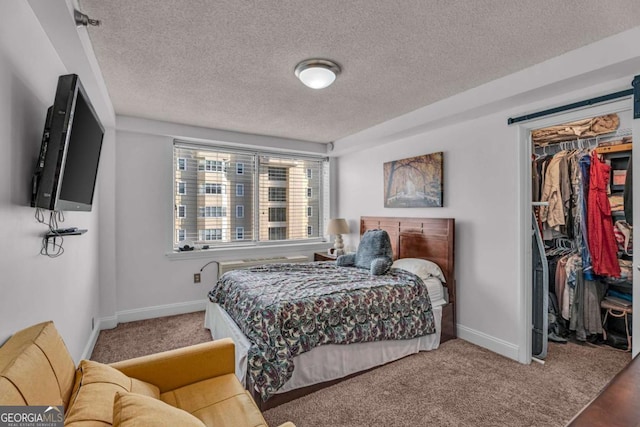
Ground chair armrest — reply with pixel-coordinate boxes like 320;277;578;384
110;338;235;393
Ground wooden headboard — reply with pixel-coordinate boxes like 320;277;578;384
360;216;456;340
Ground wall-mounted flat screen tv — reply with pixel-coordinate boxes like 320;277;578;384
31;74;104;211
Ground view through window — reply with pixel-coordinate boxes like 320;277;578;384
174;142;329;249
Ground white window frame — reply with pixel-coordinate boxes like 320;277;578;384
173;141;329;251
237;162;245;174
177;181;186;195
307;206;312;217
203;183;224;194
177;158;187;171
236;205;244;218
236;227;244;240
200;206;226;217
307;187;312;198
199;160;225;172
268;226;287;240
307;226;313;237
307;168;312;179
200;229;223;241
268;187;287;202
268;166;287;181
177;229;186;241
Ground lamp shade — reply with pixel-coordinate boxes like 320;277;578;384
327;218;349;235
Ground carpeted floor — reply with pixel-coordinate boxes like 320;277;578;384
90;311;211;363
91;311;630;426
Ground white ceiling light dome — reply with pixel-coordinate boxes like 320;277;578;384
294;59;341;89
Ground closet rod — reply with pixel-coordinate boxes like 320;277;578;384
507;74;640;125
533;127;631;154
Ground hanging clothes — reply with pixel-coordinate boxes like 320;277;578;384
539;152;566;230
577;152;594;280
587;151;621;277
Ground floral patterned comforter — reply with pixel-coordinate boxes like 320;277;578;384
208;262;435;401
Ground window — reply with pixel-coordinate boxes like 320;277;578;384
268;167;287;181
198;160;225;172
307;226;312;237
268;227;287;240
177;181;186;195
200;229;223;241
307;188;312;198
177;229;186;241
269;207;286;222
173;142;328;249
199;206;226;217
268;187;287;202
202;183;223;194
307;206;312;217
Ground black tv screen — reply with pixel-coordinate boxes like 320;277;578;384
31;74;104;211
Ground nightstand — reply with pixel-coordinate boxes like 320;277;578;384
314;252;337;262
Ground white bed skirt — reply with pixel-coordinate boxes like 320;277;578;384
204;301;443;394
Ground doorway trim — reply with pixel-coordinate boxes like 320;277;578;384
516;98;633;364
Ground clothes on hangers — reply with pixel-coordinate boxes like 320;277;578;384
587;151;621;278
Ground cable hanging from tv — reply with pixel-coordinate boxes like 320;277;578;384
36;209;65;258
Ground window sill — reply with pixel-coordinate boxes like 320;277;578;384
165;241;332;261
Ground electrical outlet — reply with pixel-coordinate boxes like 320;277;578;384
193;273;201;284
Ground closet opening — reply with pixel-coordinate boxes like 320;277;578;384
531;111;634;362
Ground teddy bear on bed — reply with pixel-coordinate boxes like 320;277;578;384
336;229;393;275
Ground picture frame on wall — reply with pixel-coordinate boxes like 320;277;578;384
383;152;443;208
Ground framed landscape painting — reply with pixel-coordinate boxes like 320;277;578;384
384;152;443;208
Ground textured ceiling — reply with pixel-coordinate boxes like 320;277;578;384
79;0;640;144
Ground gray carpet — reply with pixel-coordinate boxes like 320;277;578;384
90;311;212;363
90;311;630;426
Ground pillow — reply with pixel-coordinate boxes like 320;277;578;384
65;360;160;426
113;392;206;427
355;229;393;269
392;258;446;283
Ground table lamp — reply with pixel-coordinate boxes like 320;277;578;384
327;218;350;256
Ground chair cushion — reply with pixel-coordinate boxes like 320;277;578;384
66;360;160;426
0;321;75;408
113;392;205;427
161;374;267;427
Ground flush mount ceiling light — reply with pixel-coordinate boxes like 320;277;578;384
294;59;341;89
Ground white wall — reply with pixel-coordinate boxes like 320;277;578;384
338;112;522;352
110;122;332;319
0;1;103;362
335;27;640;359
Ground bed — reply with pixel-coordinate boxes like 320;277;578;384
205;216;456;409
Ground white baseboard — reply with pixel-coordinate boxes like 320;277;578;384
79;320;102;362
82;300;207;360
100;315;118;330
99;299;207;328
457;324;520;361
